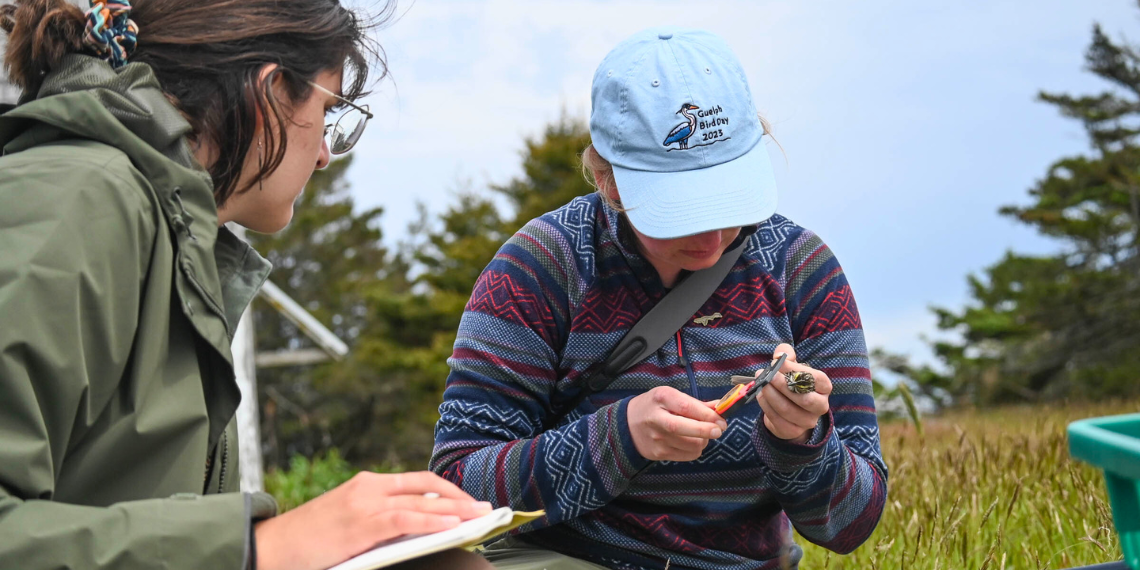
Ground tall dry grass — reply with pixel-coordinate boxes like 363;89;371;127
798;399;1139;570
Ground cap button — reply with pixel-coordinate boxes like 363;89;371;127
658;32;673;40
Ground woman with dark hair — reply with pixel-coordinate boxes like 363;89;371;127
0;1;493;569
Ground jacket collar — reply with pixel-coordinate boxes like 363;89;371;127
216;226;272;330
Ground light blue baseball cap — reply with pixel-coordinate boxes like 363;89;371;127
590;27;778;239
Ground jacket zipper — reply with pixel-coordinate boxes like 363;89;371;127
201;432;229;494
203;452;213;488
218;430;229;493
676;331;699;396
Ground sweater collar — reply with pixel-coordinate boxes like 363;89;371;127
598;197;759;294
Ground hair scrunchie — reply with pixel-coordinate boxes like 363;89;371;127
83;0;139;69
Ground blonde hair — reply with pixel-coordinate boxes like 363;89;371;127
581;113;783;212
581;143;625;211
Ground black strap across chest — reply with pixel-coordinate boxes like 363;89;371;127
546;239;748;428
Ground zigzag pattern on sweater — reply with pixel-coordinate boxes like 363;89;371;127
467;270;560;345
747;213;799;283
801;284;862;340
540;426;606;512
696;272;787;327
572;287;643;333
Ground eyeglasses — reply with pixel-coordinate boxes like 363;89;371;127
307;80;374;155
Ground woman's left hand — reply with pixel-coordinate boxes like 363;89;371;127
755;343;832;444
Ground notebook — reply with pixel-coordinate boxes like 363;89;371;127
326;507;545;570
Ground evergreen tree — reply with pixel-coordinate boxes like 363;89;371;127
363;116;595;466
922;19;1140;405
492;117;597;228
248;155;413;468
250;117;596;469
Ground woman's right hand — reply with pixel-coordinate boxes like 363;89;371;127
627;386;727;462
254;471;493;570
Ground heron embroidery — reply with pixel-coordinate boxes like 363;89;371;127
663;103;699;150
693;312;722;326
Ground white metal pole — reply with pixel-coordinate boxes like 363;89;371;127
258;280;349;359
233;305;264;492
230;226;265;492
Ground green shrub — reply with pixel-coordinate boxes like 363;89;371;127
264;449;359;512
263;449;408;512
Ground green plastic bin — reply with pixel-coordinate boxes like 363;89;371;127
1069;413;1140;570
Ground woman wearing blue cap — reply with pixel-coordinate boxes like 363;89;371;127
431;27;887;569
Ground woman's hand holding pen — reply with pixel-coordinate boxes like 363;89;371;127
755;344;832;444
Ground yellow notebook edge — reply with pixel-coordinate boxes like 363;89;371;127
457;510;546;550
368;510;546;570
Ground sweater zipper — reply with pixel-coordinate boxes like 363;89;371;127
676;331;699;396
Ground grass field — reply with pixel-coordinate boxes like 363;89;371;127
265;400;1138;568
798;399;1139;570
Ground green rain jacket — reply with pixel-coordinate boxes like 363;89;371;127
0;55;277;569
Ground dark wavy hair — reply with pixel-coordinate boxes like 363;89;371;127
1;0;390;206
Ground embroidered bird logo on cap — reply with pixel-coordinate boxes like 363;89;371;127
663;103;700;150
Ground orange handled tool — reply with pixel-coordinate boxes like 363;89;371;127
714;353;787;417
714;382;751;415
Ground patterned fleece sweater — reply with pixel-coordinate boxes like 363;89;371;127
430;195;887;570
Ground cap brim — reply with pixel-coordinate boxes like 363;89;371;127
611;140;778;240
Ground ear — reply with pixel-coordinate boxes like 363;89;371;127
593;169;621;204
256;63;279;83
252;63;285;132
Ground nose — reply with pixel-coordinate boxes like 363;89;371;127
316;137;331;170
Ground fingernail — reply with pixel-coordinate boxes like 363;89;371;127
717;420;728;431
476;501;493;512
443;515;461;526
711;428;722;438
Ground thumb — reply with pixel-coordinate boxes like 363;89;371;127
774;343;797;363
